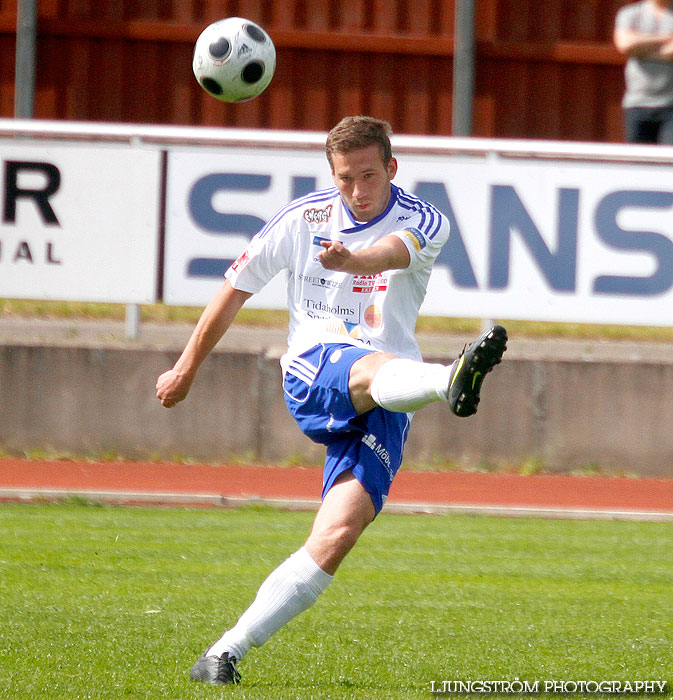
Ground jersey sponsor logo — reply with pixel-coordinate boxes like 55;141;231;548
298;273;343;289
303;204;333;224
402;227;427;252
313;318;360;338
304;298;356;316
363;304;382;329
230;248;251;273
396;214;412;222
362;433;394;482
352;274;388;293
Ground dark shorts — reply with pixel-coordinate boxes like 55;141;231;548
283;342;410;514
624;106;673;144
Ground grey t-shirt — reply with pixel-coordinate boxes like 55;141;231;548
615;1;673;107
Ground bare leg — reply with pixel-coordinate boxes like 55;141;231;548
349;351;454;415
348;352;396;415
304;469;376;575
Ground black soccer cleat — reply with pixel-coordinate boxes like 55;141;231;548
448;325;507;418
189;651;241;686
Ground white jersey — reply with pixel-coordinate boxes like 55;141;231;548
226;184;450;369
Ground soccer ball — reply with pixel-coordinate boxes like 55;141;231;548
192;17;276;103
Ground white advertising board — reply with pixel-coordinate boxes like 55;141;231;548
164;147;330;308
0;142;160;303
165;145;673;325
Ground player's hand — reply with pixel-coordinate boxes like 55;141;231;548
156;369;193;408
318;240;352;271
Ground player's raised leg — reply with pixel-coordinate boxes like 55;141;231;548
362;325;507;417
447;325;507;417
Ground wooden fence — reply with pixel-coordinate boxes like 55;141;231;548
0;0;630;141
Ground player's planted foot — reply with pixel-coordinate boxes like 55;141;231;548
190;651;241;685
448;325;507;417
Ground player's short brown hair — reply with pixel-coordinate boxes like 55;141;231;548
325;116;393;169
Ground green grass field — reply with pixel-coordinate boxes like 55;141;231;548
1;504;671;700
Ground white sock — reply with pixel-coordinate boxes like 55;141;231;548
369;358;454;412
206;547;333;662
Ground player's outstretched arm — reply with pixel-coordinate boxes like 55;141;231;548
156;281;252;408
318;235;410;275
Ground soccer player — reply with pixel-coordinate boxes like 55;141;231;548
156;116;507;686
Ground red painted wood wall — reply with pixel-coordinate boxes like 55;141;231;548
0;0;629;142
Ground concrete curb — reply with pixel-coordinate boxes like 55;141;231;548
2;487;673;522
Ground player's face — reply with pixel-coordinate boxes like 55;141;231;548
331;145;398;222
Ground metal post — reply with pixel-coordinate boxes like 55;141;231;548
14;0;38;119
452;0;476;136
125;304;141;341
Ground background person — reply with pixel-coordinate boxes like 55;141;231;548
156;115;507;686
614;0;673;143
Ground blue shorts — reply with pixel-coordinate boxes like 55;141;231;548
283;343;410;514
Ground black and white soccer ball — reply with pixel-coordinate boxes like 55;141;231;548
192;17;276;103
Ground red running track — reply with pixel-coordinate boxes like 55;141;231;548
1;460;673;517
